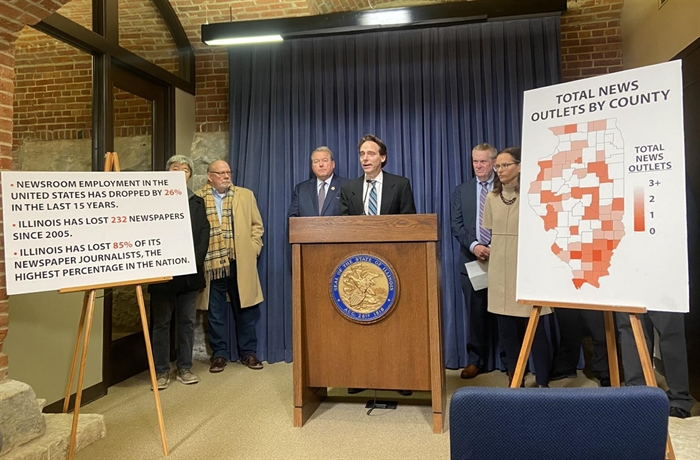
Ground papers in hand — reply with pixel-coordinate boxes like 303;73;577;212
465;260;488;291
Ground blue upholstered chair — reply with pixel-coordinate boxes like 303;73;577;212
449;386;669;460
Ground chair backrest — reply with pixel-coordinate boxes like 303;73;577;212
449;386;669;460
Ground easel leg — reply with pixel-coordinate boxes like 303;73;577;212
68;290;96;460
629;313;675;460
511;306;542;388
603;311;620;387
135;285;169;456
64;292;90;413
629;313;656;386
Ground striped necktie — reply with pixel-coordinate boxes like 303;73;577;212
367;181;378;215
479;181;491;244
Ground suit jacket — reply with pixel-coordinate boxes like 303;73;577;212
288;174;347;217
451;177;480;275
339;171;416;215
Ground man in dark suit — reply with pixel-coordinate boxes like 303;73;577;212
450;143;497;379
288;146;347;217
340;134;416;215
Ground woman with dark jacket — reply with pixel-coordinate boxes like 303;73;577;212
149;155;210;390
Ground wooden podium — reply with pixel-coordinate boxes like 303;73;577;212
289;214;445;433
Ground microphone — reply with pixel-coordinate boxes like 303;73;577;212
361;178;372;215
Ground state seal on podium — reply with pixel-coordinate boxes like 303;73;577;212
330;254;398;324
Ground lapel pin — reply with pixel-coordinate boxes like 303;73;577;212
331;186;335;191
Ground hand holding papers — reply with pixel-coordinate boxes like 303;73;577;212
465;260;488;291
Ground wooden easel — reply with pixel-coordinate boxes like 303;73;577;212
61;152;171;459
513;300;675;460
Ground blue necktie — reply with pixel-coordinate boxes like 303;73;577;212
367;181;378;215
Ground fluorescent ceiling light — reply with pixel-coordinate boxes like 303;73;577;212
360;11;412;26
201;0;567;46
205;35;283;46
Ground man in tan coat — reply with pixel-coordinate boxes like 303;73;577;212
197;160;264;373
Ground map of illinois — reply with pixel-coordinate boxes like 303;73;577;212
528;118;625;289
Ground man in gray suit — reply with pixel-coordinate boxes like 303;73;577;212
288;146;347;217
450;143;497;379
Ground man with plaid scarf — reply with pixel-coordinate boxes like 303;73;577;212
197;160;265;373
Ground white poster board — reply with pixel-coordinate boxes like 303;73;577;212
517;60;688;312
1;171;197;295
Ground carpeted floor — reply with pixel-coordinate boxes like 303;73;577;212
76;360;699;459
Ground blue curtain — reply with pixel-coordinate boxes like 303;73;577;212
228;17;561;367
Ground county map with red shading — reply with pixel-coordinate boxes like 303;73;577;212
528;118;625;289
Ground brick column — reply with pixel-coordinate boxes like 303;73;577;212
0;46;15;382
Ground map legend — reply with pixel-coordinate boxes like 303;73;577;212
634;187;645;232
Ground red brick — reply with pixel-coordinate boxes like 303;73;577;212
581;22;608;31
581;68;606;76
566;60;594;69
583;5;612;14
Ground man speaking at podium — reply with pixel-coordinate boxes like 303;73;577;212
340;134;416;216
339;134;416;397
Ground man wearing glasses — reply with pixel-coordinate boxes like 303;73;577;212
450;143;498;379
197;160;265;373
288;146;347;217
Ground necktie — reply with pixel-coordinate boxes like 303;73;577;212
367;181;378;215
479;181;491;244
318;182;326;215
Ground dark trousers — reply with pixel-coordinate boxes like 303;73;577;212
616;311;694;411
496;314;550;386
207;260;259;361
151;289;198;375
460;272;493;368
552;309;609;379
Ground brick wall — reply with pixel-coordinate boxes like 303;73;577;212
54;0;92;30
561;0;624;81
195;50;229;133
119;0;179;74
12;25;160;155
114;87;152;137
13;30;93;149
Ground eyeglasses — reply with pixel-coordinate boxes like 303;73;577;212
209;170;231;176
493;163;518;172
